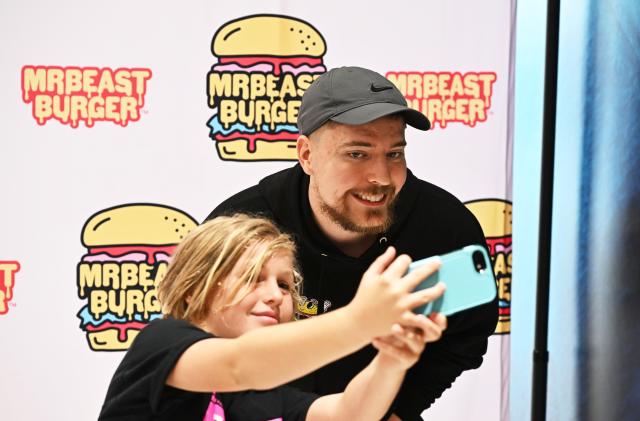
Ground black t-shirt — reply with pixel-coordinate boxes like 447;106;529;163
99;318;318;421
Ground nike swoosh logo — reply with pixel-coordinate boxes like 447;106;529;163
370;83;393;93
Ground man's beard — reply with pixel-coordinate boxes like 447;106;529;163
317;186;397;235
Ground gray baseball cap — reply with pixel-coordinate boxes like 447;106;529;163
297;66;431;136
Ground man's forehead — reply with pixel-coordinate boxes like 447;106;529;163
327;117;406;145
338;139;407;148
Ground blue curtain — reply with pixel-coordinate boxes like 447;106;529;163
579;1;640;420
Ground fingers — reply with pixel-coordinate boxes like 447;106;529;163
392;326;425;354
429;312;448;331
372;337;417;362
364;247;397;276
381;253;413;280
399;311;447;343
372;337;398;353
400;258;441;292
358;248;447;342
390;323;404;335
378;325;424;351
420;318;446;343
403;282;446;310
373;326;426;365
399;312;432;332
374;332;405;349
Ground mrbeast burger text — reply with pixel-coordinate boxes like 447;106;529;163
0;261;20;315
22;65;151;128
386;71;496;129
206;14;327;161
76;204;196;351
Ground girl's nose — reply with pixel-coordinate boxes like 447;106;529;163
261;278;284;305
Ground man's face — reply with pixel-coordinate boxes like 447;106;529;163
304;116;407;234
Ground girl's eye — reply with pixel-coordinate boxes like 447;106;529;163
278;281;292;291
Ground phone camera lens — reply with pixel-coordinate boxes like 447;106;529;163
472;251;487;273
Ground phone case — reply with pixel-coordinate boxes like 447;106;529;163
409;245;497;316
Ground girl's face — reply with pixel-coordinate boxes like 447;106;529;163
203;249;295;338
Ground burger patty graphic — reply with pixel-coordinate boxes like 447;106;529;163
76;204;197;351
207;14;327;161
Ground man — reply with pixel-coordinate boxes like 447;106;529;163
206;66;498;420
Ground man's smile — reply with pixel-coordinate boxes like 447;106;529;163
352;192;387;206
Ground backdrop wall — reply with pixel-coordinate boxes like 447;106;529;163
0;1;515;420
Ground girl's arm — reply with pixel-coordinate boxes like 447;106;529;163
305;313;448;421
166;248;445;393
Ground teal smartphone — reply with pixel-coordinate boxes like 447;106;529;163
410;245;497;316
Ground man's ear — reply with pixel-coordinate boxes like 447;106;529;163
297;135;313;175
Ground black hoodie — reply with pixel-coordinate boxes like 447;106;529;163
206;164;498;421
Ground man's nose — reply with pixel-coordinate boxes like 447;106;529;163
366;156;392;186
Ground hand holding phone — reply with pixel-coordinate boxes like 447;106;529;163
410;245;497;316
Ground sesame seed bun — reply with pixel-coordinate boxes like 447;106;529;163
81;204;198;247
465;199;512;238
212;15;326;57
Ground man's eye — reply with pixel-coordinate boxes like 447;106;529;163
348;152;365;159
388;151;404;159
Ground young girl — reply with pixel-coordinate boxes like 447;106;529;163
99;214;446;421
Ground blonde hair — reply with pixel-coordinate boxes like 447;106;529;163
158;214;301;324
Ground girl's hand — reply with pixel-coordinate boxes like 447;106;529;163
348;247;445;338
372;312;447;370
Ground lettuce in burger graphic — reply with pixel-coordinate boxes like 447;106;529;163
206;14;327;161
76;204;197;351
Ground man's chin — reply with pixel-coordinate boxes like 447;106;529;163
352;225;387;235
320;200;394;234
339;214;391;234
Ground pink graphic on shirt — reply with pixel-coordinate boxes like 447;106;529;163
203;393;226;421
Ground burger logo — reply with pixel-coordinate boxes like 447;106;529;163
76;204;197;351
0;261;21;315
206;14;327;161
21;65;152;128
465;199;512;334
386;71;497;129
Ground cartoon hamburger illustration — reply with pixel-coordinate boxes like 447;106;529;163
76;204;197;351
465;199;512;334
206;14;327;161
